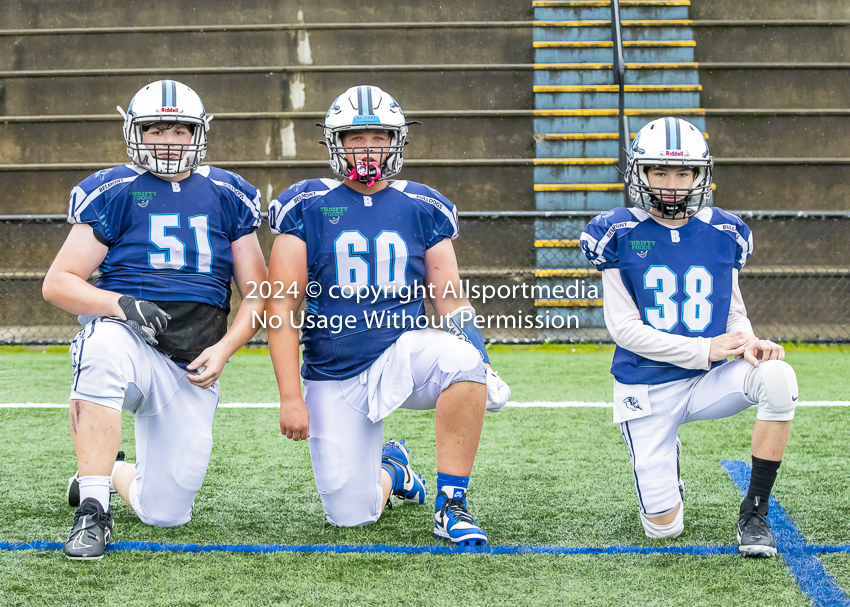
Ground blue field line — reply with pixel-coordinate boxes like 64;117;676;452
3;538;848;558
721;460;850;607
1;539;740;556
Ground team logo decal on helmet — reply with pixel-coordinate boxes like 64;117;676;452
117;80;213;176
319;85;419;185
625;117;713;220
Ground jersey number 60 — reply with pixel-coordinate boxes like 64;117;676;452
334;230;409;290
643;265;713;332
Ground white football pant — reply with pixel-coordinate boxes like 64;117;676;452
303;329;486;527
70;317;219;527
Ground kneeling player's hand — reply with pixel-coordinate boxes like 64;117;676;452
187;345;227;389
117;295;170;347
485;367;511;413
742;339;784;367
708;331;753;363
280;396;310;441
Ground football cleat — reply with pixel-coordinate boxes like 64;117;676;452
67;451;125;508
737;495;777;557
434;490;488;547
63;498;114;561
381;439;426;504
676;435;685;503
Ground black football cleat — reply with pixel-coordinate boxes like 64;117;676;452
67;451;125;507
737;495;777;557
63;498;114;561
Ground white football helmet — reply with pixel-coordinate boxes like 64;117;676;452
117;80;212;176
320;85;412;184
625;117;713;219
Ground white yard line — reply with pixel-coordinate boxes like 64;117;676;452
2;401;848;408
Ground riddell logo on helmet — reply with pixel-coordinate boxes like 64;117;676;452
160;107;180;113
664;150;685;157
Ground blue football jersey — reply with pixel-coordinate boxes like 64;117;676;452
67;164;262;311
268;178;459;381
581;206;753;385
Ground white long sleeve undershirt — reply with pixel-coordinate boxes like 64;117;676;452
602;267;754;370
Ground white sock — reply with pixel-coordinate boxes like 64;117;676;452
78;475;111;511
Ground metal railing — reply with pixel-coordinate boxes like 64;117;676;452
2;211;847;345
609;0;631;206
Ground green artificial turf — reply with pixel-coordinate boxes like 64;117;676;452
0;406;847;547
0;551;811;607
1;343;848;404
1;346;848;606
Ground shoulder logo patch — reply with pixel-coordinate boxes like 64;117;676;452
592;210;615;224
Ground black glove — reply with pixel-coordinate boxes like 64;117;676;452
117;295;170;346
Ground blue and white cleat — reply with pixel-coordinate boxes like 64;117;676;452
381;439;426;504
434;490;488;546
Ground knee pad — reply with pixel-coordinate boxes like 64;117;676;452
129;480;192;528
308;437;382;527
323;489;382;527
640;503;684;539
746;360;798;422
416;330;485;389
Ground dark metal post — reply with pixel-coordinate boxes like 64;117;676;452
610;0;631;205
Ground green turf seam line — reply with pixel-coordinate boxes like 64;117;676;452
722;460;850;607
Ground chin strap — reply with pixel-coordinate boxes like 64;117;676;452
348;161;382;187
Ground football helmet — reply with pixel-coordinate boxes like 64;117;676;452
117;80;212;176
320;85;412;184
625;117;713;219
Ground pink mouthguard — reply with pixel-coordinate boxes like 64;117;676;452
348;161;382;187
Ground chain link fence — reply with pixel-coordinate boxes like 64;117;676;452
1;211;848;345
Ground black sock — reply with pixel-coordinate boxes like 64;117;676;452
746;455;782;502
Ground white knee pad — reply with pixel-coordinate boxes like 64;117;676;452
640;503;684;539
128;479;193;528
746;360;798;422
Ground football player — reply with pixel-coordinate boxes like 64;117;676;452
265;85;510;545
580;117;797;557
42;80;268;560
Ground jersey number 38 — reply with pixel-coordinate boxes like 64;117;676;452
643;265;713;332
